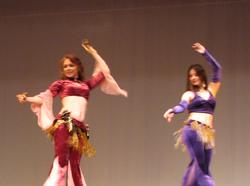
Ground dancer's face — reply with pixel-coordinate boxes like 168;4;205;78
189;69;202;87
63;59;78;79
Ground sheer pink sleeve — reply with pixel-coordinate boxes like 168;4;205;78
91;52;128;97
100;73;128;97
30;80;62;130
88;71;128;97
30;89;55;130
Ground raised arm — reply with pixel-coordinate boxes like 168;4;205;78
81;39;110;76
163;91;193;123
81;39;127;97
192;42;222;96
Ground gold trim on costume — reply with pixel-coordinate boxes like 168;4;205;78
45;118;96;158
174;120;215;151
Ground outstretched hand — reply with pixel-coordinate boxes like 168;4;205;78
16;92;28;104
192;42;205;54
81;39;97;55
163;109;174;123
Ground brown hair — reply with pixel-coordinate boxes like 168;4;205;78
59;54;85;81
186;64;208;91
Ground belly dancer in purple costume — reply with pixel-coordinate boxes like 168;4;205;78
163;42;222;186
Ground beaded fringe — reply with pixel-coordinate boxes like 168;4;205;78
45;119;96;157
174;120;215;151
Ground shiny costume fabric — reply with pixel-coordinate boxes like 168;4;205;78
46;111;96;157
45;121;85;186
49;72;105;99
181;123;215;186
171;49;221;186
31;61;127;185
44;73;105;186
174;121;215;151
180;50;219;186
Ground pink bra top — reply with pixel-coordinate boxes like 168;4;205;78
49;72;105;100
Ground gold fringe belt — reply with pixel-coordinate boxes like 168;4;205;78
174;120;215;151
45;111;96;158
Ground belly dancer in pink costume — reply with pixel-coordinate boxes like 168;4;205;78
17;40;127;186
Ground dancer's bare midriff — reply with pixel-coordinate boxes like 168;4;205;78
188;112;214;128
60;96;88;122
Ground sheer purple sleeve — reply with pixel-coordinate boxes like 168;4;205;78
172;100;188;114
202;50;222;82
87;72;105;90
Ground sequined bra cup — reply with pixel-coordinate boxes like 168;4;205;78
49;72;105;100
187;91;216;115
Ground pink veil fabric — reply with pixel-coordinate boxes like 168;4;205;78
30;89;55;130
100;73;127;97
94;55;128;97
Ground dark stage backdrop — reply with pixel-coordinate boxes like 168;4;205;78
0;1;250;186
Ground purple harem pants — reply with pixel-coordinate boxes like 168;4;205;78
181;125;215;186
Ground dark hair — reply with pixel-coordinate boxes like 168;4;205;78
59;54;85;81
186;64;208;91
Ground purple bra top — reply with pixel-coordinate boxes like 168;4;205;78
49;72;105;100
187;91;216;114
